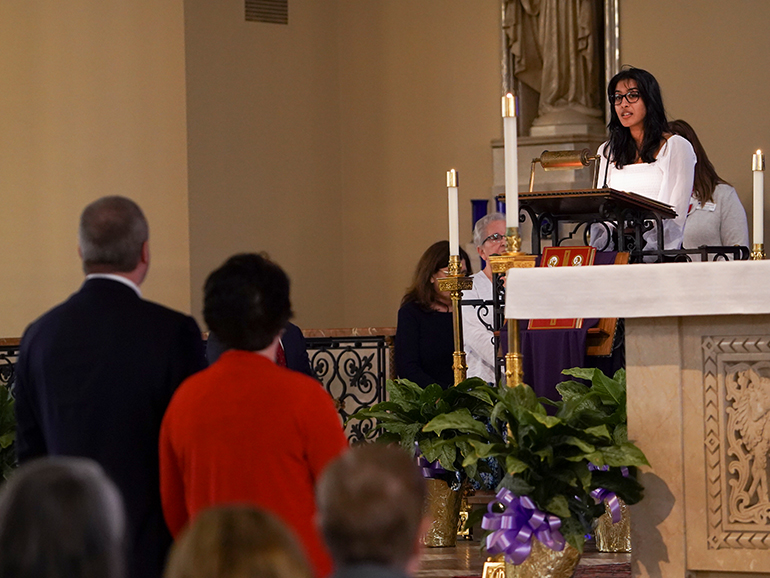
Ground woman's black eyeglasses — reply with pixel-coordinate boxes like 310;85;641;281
610;91;641;105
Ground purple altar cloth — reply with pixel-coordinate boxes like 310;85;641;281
507;252;623;400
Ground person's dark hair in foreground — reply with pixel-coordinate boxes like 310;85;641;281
605;66;668;168
203;253;292;352
0;457;125;578
164;506;311;578
317;444;426;576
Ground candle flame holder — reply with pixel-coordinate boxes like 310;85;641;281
437;255;474;385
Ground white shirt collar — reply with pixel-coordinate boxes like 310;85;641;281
85;273;142;297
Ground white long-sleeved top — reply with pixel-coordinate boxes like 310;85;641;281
461;270;496;384
593;135;696;252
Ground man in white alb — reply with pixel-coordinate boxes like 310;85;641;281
462;213;506;384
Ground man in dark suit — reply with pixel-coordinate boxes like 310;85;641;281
14;196;207;578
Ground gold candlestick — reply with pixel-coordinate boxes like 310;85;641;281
487;227;536;388
437;255;473;385
751;243;765;260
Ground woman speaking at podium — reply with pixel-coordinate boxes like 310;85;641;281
591;68;696;254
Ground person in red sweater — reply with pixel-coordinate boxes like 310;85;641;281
159;253;348;578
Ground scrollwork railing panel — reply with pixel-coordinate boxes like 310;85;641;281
0;340;20;392
304;332;394;443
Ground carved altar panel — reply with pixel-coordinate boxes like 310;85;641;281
702;336;770;550
631;317;770;576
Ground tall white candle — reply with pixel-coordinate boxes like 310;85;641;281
753;150;765;246
447;169;460;256
503;94;518;230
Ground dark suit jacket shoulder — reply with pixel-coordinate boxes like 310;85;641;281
281;322;314;377
14;277;207;578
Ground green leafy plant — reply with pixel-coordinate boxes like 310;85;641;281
0;384;16;480
428;368;647;552
348;377;501;481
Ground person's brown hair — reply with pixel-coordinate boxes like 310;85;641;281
316;444;426;569
164;506;311;578
401;241;469;310
668;119;729;204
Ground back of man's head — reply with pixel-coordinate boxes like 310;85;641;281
79;196;149;274
0;457;126;578
203;253;292;352
316;444;426;571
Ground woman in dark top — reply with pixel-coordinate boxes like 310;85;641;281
395;241;469;389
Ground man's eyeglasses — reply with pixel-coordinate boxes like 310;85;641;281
483;233;506;245
610;91;641;105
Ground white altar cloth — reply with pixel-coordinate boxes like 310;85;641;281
505;259;770;319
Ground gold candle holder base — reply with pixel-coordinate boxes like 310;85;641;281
437;255;474;385
487;228;536;388
482;556;506;578
751;243;765;260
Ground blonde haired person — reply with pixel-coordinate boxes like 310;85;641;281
164;506;311;578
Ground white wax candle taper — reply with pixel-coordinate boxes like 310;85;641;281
447;169;459;257
503;94;518;231
753;150;765;246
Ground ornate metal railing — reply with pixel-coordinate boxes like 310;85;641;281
0;339;20;392
0;330;396;446
303;328;395;444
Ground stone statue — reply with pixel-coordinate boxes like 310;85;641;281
728;369;770;505
503;0;604;134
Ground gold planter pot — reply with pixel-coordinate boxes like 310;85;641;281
594;498;631;552
504;539;581;578
421;478;463;547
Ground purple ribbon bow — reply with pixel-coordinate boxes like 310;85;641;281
481;488;565;565
589;464;629;524
415;442;448;479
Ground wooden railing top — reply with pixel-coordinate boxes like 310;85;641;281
302;327;396;339
1;330;397;347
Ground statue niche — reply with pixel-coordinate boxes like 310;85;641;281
503;0;605;137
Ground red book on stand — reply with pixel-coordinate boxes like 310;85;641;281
527;246;596;330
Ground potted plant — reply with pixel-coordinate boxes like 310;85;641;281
556;367;637;552
0;384;16;480
424;370;646;574
349;377;501;546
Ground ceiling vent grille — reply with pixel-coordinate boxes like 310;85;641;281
245;0;288;25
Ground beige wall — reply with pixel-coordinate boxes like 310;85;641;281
185;0;344;330
186;0;501;330
620;0;770;240
0;1;192;337
336;0;500;329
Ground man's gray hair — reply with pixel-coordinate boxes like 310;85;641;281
472;212;505;248
317;444;425;570
79;196;148;274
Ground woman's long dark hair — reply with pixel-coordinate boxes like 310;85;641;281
606;67;669;168
668;119;729;204
401;241;469;310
